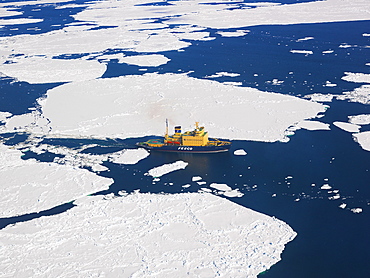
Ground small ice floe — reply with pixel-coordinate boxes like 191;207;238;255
118;54;170;67
305;93;334;102
339;44;353;48
210;183;244;198
349;114;370;125
353;131;370;152
217;30;250;37
266;78;284;85
295;120;330;131
272;194;277;197
234;149;247;156
341;72;370;83
333;122;360;133
290;50;313;55
206;72;240;78
321;184;332;190
328;195;341;200
197;181;207;185
109;149;150;165
182;184;191;188
223;81;243;86
339;203;347;209
322;50;334;54
145;161;188;178
192;176;202;182
324;81;337;87
351;208;363;214
337;85;370;105
297;37;314;42
199;188;212;193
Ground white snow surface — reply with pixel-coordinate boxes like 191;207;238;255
119;54;170;67
0;192;297;277
349;114;370;125
296;120;330;131
0;144;113;218
333;121;361;133
39;73;325;142
338;85;370;105
108;149;150;165
234;149;248;155
145;160;188;177
290;50;313;55
210;183;232;191
353;131;370;151
305;93;334;102
0;57;106;83
341;72;370;83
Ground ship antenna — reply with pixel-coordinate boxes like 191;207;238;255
165;118;169;138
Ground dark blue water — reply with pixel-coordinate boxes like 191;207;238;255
0;1;369;277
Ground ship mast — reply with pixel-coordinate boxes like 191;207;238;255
165;119;169;139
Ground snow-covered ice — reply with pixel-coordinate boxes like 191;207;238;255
145;160;188;178
353;131;370;151
234;149;248;155
118;54;170;67
0;192;296;277
108;149;149;165
349;114;370;125
0;144;112;218
295;120;331;131
333;122;361;133
38;73;325;142
290;50;313;55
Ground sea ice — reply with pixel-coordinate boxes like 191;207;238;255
0;57;106;84
353;131;370;151
305;93;334;102
351;208;363;214
321;184;332;190
39;73;325;142
0;192;297;277
108;149;149;165
210;183;232;191
192;176;202;182
234;149;247;155
217;30;250;37
145;160;188;178
333;121;361;133
349;114;370;125
118;54;170;67
341;72;370;83
295;120;331;131
290;50;313;55
337;85;370;105
0;144;112;218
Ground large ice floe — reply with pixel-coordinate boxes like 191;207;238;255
36;73;325;142
0;193;296;277
0;144;113;218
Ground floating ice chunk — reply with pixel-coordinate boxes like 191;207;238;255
333;121;361;133
305;93;334;102
321;184;332;190
192;176;202;182
341;72;370;83
206;72;241;78
349;114;370;125
217;30;250;37
266;78;284;85
324;81;337;87
322;50;334;54
290;50;313;55
0;57;106;84
297;37;314;42
223;189;244;198
0;192;296;277
328;195;340;200
197;181;207;185
339;44;352;48
351;208;363;214
118;54;170;67
0;18;43;25
40;73;325;142
210;183;232;191
234;149;247;155
0;112;12;122
363;33;370;37
145;161;188;178
182;184;191;188
353;131;370;151
109;149;149;165
339;203;347;209
0;144;112;218
337;85;370;104
200;188;212;193
296;120;330;131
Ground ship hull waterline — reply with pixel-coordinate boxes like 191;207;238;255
136;143;231;153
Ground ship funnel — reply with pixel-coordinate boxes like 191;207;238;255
174;126;181;134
